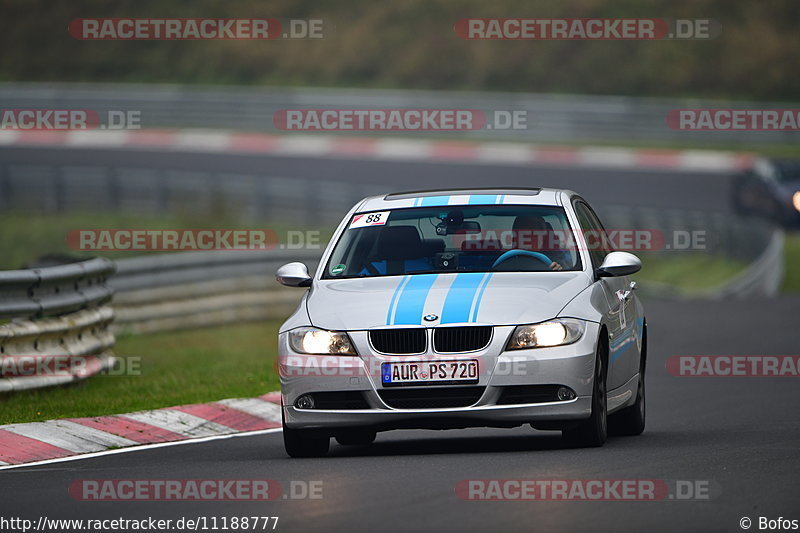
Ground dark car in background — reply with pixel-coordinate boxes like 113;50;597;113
732;158;800;228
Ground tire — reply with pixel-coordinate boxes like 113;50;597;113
335;430;377;446
282;409;330;458
563;337;607;447
610;327;647;436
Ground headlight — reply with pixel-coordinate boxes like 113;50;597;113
506;319;585;350
288;327;357;355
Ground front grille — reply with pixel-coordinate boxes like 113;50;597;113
378;386;485;409
369;328;426;354
496;385;561;405
308;391;370;409
434;326;492;352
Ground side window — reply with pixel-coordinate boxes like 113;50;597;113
583;203;613;250
573;201;611;271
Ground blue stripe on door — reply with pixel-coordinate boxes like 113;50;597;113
439;272;486;324
391;274;438;325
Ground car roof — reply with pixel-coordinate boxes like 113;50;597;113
356;187;575;212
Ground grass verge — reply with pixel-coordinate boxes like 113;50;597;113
781;233;800;292
634;253;747;293
0;321;280;425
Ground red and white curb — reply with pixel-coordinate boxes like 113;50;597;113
0;128;754;173
0;392;282;467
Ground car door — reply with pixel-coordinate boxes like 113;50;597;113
573;200;638;390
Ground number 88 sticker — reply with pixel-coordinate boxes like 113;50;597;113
350;211;390;229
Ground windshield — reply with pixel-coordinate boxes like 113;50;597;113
322;205;582;279
755;159;800;183
774;160;800;183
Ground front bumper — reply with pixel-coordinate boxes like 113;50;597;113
283;397;592;432
279;322;599;432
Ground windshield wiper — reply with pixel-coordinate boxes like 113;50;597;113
402;268;481;275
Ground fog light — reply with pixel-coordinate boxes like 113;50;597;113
557;386;576;401
295;394;315;409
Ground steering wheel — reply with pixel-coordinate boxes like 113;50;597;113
492;250;553;269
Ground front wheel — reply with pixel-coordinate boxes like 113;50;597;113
335;430;377;446
610;328;646;436
563;338;607;447
610;372;645;436
282;410;330;458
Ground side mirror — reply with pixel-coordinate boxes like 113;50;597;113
596;251;641;278
276;262;313;287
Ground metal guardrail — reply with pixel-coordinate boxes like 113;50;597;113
597;206;772;263
0;307;116;392
0;258;117;392
111;249;320;292
0;82;797;146
712;228;785;299
0;257;115;319
111;249;321;334
600;205;783;299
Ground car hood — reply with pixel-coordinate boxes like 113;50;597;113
307;272;590;330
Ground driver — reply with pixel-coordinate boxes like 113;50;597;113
511;215;565;271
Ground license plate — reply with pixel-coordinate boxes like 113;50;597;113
381;360;479;387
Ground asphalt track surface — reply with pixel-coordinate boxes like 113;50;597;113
0;146;733;212
1;147;798;532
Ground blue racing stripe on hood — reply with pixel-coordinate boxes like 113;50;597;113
386;275;410;325
391;274;438;325
470;273;493;322
440;272;486;324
